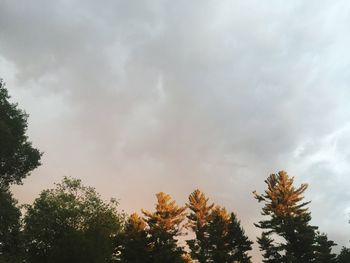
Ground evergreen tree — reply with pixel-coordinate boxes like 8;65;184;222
257;233;283;263
337;247;350;263
116;213;152;263
226;213;253;263
314;232;337;263
142;192;186;263
186;189;214;263
206;206;253;263
207;206;230;263
187;190;252;263
254;171;318;263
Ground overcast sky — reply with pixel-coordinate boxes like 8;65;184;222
1;0;350;260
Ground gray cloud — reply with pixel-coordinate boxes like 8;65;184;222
2;0;350;260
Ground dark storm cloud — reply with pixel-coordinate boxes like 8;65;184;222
1;0;350;259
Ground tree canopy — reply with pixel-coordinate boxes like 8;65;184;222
254;171;336;263
0;80;41;187
142;192;187;263
23;177;124;263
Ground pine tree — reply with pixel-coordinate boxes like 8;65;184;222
254;171;317;263
142;192;186;263
205;206;253;263
116;213;151;263
337;247;350;263
207;206;231;263
186;189;214;263
257;233;283;263
314;232;337;263
226;213;253;263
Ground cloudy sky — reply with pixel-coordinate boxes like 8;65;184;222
1;0;350;260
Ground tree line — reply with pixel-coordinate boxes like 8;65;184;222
0;80;349;263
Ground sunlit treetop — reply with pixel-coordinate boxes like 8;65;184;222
254;170;310;218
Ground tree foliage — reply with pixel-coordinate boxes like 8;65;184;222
337;247;350;263
0;188;22;262
254;171;336;263
0;80;41;187
314;232;337;263
187;190;252;263
187;189;214;262
23;177;123;263
116;213;152;263
142;192;187;263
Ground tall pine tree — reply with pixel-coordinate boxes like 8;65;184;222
186;189;214;263
254;171;317;263
116;213;151;263
142;192;186;263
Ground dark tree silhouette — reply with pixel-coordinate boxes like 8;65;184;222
0;188;22;262
116;213;152;263
23;177;123;263
0;79;41;262
0;80;41;187
337;247;350;263
314;232;337;263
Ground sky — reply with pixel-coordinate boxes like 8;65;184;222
1;0;350;260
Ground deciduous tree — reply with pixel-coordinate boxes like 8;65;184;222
23;177;123;263
0;80;41;187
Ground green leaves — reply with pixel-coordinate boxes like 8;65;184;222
23;177;123;263
0;80;42;187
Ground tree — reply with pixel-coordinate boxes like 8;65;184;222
226;213;253;263
205;206;253;263
186;189;214;262
116;213;152;263
0;79;41;187
257;233;283;263
187;190;252;263
0;79;41;262
23;177;123;263
142;192;186;263
207;206;231;262
0;188;22;263
254;171;318;262
337;247;350;263
314;232;337;263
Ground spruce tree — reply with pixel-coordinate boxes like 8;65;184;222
142;192;186;263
